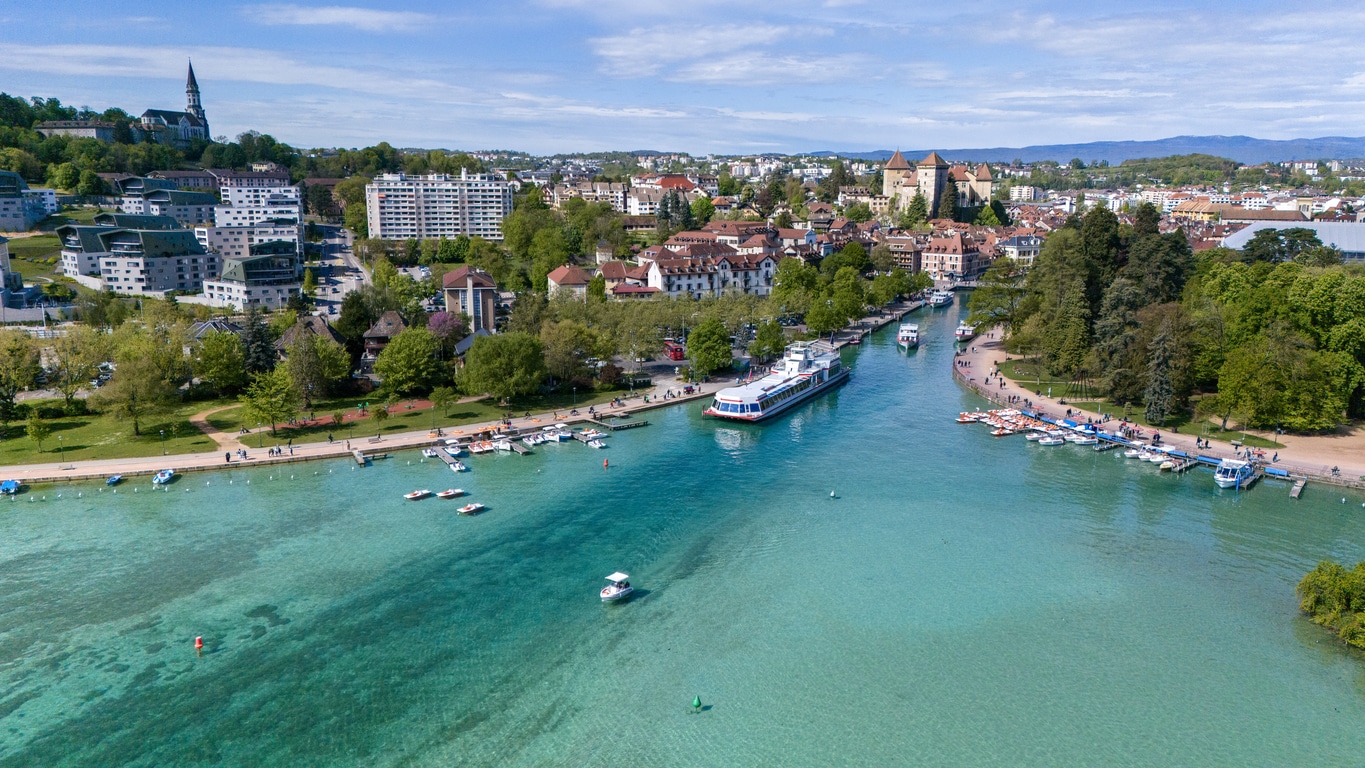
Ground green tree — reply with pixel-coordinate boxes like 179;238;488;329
370;402;390;429
240;367;299;436
1144;327;1175;426
374;328;441;396
804;296;842;336
870;244;895;273
686;318;734;376
973;205;1002;226
286;334;351;406
460;332;547;401
691;196;715;225
587;273;606;302
935;186;957;221
844;202;873;223
901;192;928;228
0;330;38;434
302;268;318;297
968;257;1028;335
1133;202;1160;237
94;331;178;436
541;319;600;382
25;411;51;452
747;319;787;361
430;385;456;417
240;307;277;374
196;330;247;395
50;325;107;411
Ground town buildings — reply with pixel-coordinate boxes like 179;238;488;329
365;172;514;241
0;171;52;231
200;241;303;310
35;120;117;142
882;151;994;218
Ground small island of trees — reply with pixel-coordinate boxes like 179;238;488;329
1297;559;1365;649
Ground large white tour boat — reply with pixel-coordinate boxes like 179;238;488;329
704;341;850;422
897;323;920;349
928;290;954;307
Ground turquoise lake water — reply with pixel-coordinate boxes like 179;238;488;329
3;304;1365;766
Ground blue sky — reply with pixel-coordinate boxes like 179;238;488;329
1;1;1362;154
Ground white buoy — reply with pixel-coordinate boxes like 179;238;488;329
830;491;836;498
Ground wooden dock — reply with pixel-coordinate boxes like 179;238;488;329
1093;441;1121;452
352;450;368;466
588;417;649;431
509;442;531;455
1291;478;1307;499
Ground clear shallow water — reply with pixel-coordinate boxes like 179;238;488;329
3;305;1365;766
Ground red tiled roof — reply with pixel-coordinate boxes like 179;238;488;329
547;265;591;286
443;266;496;289
884;150;912;171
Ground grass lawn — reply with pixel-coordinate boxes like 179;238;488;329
4;234;62;282
0;398;225;466
206;388;633;444
997;358;1099;397
46;207;107;225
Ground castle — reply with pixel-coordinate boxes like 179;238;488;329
882;150;993;218
138;61;210;148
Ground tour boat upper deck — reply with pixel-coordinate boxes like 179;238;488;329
704;341;850;422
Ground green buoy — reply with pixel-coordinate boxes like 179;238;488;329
692;695;701;712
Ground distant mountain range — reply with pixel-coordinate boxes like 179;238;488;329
810;136;1365;166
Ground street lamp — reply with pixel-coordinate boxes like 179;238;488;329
572;386;577;405
159;429;166;455
257;422;263;448
57;435;63;463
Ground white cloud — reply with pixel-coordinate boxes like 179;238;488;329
248;4;434;32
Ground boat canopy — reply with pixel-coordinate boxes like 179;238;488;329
605;572;630;583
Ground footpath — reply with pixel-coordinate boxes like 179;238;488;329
4;377;730;486
954;327;1365;490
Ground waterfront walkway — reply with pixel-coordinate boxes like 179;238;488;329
953;327;1365;490
4;377;730;485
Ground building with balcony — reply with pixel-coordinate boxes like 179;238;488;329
199;241;302;310
366;171;513;240
442;266;498;333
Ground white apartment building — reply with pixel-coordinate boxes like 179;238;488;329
96;229;219;296
214;187;302;228
366;171;514;241
647;257;720;299
1009;185;1040;202
121;189;218;226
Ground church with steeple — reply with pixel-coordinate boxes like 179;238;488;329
138;61;210;148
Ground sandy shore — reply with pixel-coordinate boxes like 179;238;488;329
954;328;1365;488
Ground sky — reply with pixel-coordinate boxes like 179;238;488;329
2;1;1364;155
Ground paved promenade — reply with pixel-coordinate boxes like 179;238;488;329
3;378;729;486
954;328;1365;490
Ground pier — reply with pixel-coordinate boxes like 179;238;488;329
587;417;649;431
1291;478;1307;499
352;450;368;466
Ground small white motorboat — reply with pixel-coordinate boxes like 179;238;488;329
601;572;633;602
1159;460;1175;471
449;460;468;472
435;488;464;499
493;439;514;452
990;427;1014;437
1147;452;1168;464
404;489;432;501
1038;435;1065;446
1074;435;1098;445
587;439;607;449
422;448;440;458
581;429;605;440
458;502;485;515
1123;448;1141;459
1025;431;1044;441
1214;458;1254;489
152;469;176;485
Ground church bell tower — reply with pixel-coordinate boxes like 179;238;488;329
185;60;208;136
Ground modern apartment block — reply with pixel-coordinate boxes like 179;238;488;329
97;228;218;295
201;240;302;310
120;189;219;226
213;187;302;227
366;171;513;240
195;221;301;260
0;171;50;231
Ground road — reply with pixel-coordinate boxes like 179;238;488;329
308;225;368;315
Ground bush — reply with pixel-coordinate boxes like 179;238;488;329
598;362;622;386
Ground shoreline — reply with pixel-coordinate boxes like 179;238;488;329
3;379;729;487
951;327;1365;492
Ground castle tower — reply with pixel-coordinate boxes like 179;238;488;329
882;149;912;199
917;152;949;217
185;60;208;136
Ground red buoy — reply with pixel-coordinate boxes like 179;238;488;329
603;459;609;468
195;636;204;656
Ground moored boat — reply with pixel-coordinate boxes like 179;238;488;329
1037;435;1065;446
152;469;175;485
704;341;851;422
991;427;1014;437
404;489;431;500
954;320;978;342
1214;458;1254;489
106;474;124;486
1074;435;1098;445
458;502;485;515
422;448;440;458
601;572;633;602
435;488;464;499
1123;448;1141;458
449;460;468;472
587;439;607;449
1024;430;1044;441
0;479;19;496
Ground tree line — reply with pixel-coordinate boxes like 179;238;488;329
970;203;1364;431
